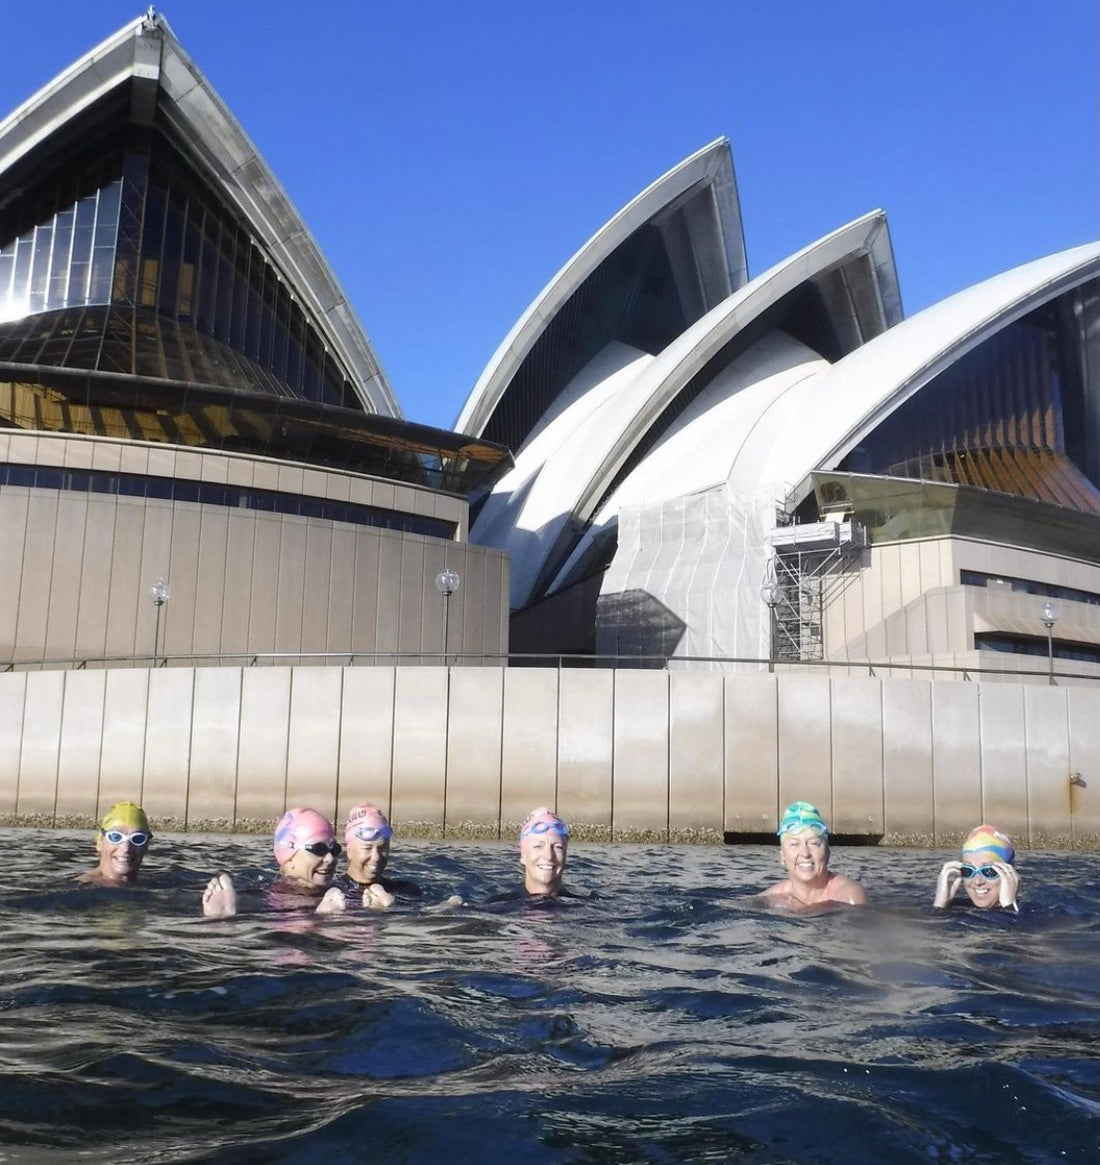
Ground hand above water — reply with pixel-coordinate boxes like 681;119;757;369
362;884;395;910
993;861;1020;911
933;860;964;908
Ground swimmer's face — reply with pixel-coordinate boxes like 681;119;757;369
95;830;148;884
346;837;390;885
280;837;339;889
960;848;1003;909
521;833;567;894
779;828;829;883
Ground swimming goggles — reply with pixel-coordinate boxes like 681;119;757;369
779;821;828;837
520;819;569;840
102;829;150;847
960;863;999;880
299;840;342;858
351;824;393;844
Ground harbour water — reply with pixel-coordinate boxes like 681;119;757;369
0;831;1096;1163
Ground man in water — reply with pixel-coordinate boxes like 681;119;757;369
202;807;346;917
933;824;1019;912
341;802;420;909
78;801;152;886
760;801;869;909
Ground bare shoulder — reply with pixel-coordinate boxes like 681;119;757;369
825;874;869;906
760;878;791;901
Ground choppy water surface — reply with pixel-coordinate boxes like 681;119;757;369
0;832;1096;1163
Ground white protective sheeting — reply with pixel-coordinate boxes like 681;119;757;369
597;483;780;670
550;331;827;595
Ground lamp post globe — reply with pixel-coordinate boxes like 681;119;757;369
149;578;170;664
1040;601;1058;686
435;568;461;665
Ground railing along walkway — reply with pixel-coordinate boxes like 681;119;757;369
1;650;1097;686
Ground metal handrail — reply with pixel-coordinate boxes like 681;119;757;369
0;649;1097;684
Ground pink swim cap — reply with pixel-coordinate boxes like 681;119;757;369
273;807;336;866
345;802;393;846
518;806;569;847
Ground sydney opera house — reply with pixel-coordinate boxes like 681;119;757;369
0;11;1096;844
2;10;1097;687
458;147;1100;681
0;11;512;670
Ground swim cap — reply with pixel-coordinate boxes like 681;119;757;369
99;801;151;836
962;825;1014;864
273;807;336;865
777;801;828;838
345;802;393;846
519;806;569;846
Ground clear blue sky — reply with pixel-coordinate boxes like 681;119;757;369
3;1;1097;429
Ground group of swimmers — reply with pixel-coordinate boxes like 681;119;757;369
76;798;1022;914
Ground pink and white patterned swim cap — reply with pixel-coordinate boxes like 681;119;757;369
273;807;336;866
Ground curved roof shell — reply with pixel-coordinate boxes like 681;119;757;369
758;241;1100;506
0;12;399;417
456;138;747;447
472;209;902;607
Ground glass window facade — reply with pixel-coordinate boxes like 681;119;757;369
0;462;456;541
0;115;357;408
838;285;1100;510
960;569;1100;607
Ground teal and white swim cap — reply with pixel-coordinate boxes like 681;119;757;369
777;801;829;838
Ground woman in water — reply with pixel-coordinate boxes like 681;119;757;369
202;807;346;917
339;802;421;909
933;824;1019;912
760;801;869;909
77;801;152;887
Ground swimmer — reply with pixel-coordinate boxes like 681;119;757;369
488;806;585;903
341;802;421;910
760;801;869;909
78;802;152;886
202;807;346;917
933;824;1019;912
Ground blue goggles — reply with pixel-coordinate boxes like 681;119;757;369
520;819;569;841
351;824;393;844
960;863;999;880
778;819;828;838
102;829;150;847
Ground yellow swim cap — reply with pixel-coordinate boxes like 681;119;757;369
98;801;151;835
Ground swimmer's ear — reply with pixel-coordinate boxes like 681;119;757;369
94;833;103;854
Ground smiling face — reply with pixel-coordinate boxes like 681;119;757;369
278;838;339;890
521;833;568;895
346;837;390;885
94;830;148;884
779;827;830;886
960;848;1002;909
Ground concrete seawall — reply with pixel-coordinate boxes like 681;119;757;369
0;666;1096;847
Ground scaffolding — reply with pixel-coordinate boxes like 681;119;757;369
766;517;867;661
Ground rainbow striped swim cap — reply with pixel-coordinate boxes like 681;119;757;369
962;825;1014;864
273;807;336;865
777;801;828;838
99;801;151;836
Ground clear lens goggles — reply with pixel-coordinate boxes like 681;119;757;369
102;829;150;847
960;863;999;880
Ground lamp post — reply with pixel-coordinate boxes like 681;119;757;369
435;567;460;666
760;580;781;674
149;578;170;665
1040;601;1057;686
